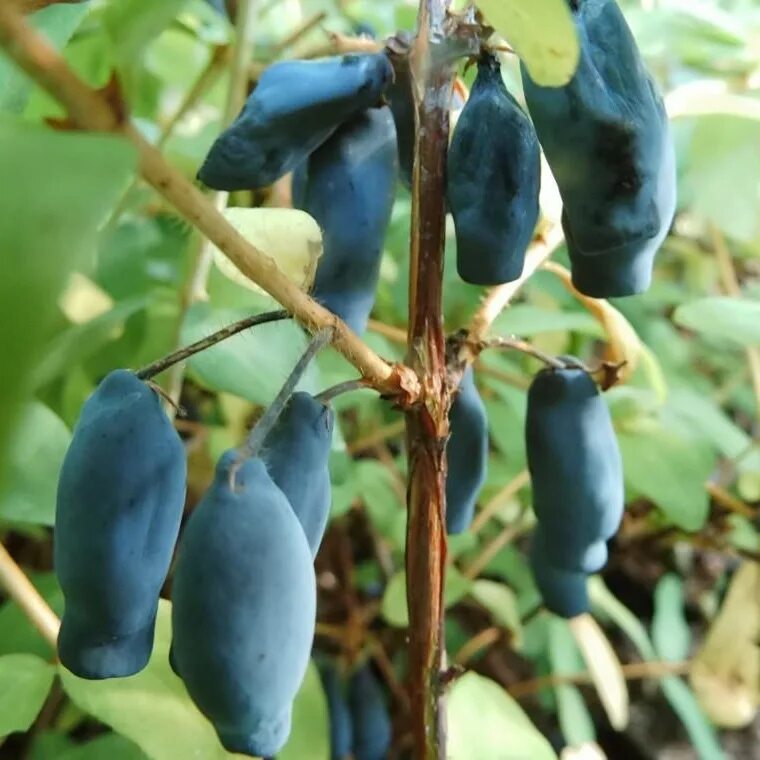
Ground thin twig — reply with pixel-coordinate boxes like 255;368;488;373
462;514;528;580
0;544;59;650
508;659;692;698
0;5;413;398
480;337;569;369
705;481;758;519
347;419;406;454
238;327;334;459
270;11;327;56
367;319;407;345
453;626;502;666
470;469;530;534
315;379;368;404
711;224;760;423
105;45;232;230
464;225;565;361
136;309;289;380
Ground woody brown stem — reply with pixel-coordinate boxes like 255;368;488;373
404;1;456;756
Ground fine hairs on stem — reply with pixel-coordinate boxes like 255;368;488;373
135;310;290;380
238;326;335;461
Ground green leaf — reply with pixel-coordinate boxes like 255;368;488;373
0;4;89;113
61;599;325;760
652;574;691;663
0;574;64;659
355;459;406;546
673;296;760;347
104;0;191;68
448;672;557;760
683;117;760;242
589;579;725;759
470;580;523;647
0;121;136;478
0;654;55;737
618;429;714;530
0;402;70;526
547;618;596;748
279;659;329;760
382;568;472;628
181;303;321;405
31;296;149;390
59;734;148;760
381;573;409;628
491;304;601;338
476;0;579;86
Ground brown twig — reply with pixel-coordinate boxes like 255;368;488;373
705;481;758;519
508;659;692;699
14;0;84;12
462;517;528;581
136;309;289;380
479;336;569;369
453;626;502;666
711;224;760;422
463;225;565;362
0;5;416;401
367;318;407;345
347;419;406;455
0;544;59;650
270;11;327;57
470;469;531;534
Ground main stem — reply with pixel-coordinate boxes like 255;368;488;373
405;1;454;757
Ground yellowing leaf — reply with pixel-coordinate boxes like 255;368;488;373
210;208;322;296
544;262;643;386
477;0;579;87
691;562;760;728
569;614;629;731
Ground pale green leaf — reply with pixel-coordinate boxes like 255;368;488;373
652;574;691;663
60;599;323;760
547;618;595;748
0;654;55;737
0;403;71;526
0;4;89;113
674;296;760;347
618;429;714;531
448;672;557;759
470;580;523;647
181;303;321;405
477;0;579;86
0;121;136;479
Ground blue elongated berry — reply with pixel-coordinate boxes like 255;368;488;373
170;452;316;757
55;370;187;679
530;528;590;619
317;660;354;760
522;0;676;297
525;364;624;575
294;106;398;334
446;367;489;535
198;54;393;190
262;392;334;557
348;664;392;760
448;53;541;285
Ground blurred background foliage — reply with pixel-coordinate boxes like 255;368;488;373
0;0;759;758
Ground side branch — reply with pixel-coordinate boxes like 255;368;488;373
464;224;564;361
0;5;418;403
